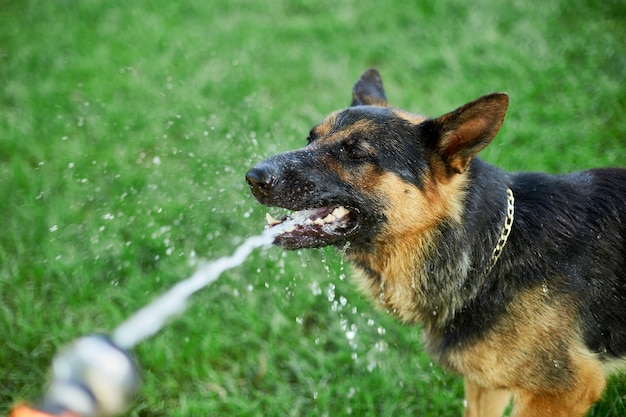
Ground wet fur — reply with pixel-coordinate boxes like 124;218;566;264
246;69;626;416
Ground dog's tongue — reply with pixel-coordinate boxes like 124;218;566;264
265;206;357;249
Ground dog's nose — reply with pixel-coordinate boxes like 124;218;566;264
246;166;277;197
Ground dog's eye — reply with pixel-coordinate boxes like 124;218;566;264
348;146;366;159
343;142;369;160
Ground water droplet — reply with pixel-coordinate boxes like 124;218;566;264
309;281;322;296
375;340;387;352
49;225;58;232
326;283;335;302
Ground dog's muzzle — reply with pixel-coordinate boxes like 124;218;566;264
245;159;361;250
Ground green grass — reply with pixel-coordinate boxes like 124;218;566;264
1;0;625;416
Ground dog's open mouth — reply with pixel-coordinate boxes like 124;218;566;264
264;205;359;249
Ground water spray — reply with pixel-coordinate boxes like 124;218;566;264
11;228;283;417
111;232;276;350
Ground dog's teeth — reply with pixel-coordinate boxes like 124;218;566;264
266;213;281;226
332;206;349;218
313;217;325;226
323;214;336;223
304;218;314;225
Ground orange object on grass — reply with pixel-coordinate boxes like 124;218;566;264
9;404;78;417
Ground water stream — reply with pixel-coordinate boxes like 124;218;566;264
111;226;281;349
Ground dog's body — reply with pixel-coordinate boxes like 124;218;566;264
246;69;626;417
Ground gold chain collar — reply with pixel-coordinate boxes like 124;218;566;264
484;188;515;277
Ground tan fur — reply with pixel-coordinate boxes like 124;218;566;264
441;287;574;388
512;352;605;417
439;286;606;417
314;116;377;145
348;171;468;323
311;112;338;138
392;108;428;125
463;380;511;417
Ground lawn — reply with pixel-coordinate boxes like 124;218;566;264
1;0;624;416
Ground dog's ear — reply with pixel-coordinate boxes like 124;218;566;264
429;93;509;175
351;68;388;107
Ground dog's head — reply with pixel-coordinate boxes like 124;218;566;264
246;69;508;251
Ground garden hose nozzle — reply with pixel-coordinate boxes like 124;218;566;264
12;335;139;417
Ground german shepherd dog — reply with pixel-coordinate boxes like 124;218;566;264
246;69;626;417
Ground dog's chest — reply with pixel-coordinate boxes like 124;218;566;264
349;254;465;327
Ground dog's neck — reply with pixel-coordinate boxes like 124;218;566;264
345;177;515;330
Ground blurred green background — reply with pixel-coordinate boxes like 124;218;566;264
1;0;624;416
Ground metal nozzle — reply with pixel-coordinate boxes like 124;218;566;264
39;335;138;417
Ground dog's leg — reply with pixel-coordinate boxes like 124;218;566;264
463;378;511;417
511;355;606;417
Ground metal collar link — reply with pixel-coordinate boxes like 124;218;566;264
485;188;515;277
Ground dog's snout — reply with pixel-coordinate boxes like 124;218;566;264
246;166;277;197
